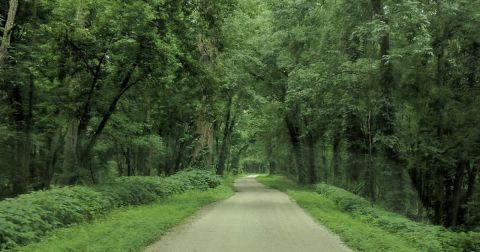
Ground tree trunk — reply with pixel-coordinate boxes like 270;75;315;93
125;147;133;176
305;132;317;184
448;161;466;227
82;67;136;158
12;133;31;194
371;0;396;149
231;144;248;174
45;129;63;186
0;0;18;64
78;66;137;183
60;119;80;184
332;131;342;183
286;115;306;184
77;50;108;137
192;96;215;166
345;112;365;185
266;142;276;175
217;96;235;176
8;83;33;195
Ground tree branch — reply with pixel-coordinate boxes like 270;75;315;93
83;65;139;157
78;48;109;135
67;40;95;75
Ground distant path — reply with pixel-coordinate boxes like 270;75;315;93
145;175;352;252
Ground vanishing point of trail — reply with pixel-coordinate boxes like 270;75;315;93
145;175;352;252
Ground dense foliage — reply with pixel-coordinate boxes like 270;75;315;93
0;0;235;195
0;170;220;250
17;182;234;252
222;0;480;230
1;0;479;237
315;183;480;251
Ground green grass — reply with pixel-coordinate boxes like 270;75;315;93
287;190;417;251
15;181;234;252
257;175;459;252
1;170;224;251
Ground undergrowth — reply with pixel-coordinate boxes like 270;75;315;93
15;183;234;252
258;175;480;252
0;170;221;251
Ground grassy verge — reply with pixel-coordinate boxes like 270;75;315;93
15;178;235;252
257;175;478;252
1;170;223;250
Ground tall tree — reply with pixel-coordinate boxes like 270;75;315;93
0;0;18;64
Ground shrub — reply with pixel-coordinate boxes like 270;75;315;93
315;183;370;211
0;170;221;251
314;182;480;252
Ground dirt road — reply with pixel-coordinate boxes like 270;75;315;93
145;175;352;252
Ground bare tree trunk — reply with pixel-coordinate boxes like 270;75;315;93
60;119;80;184
192;96;215;166
217;96;235;176
286;115;306;184
7;82;34;195
448;161;466;227
12;133;31;194
366;110;376;200
125;147;133;176
371;0;396;143
266;142;276;175
305;132;317;184
346;112;365;185
78;66;137;183
0;0;18;64
332;131;342;183
43;127;64;187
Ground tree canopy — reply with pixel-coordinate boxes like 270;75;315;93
1;0;479;230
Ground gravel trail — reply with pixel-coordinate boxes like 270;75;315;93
145;175;352;252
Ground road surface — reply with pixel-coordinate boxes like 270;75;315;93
145;175;352;252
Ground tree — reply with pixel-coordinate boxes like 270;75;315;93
0;0;18;64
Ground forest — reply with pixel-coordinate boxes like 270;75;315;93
1;0;479;248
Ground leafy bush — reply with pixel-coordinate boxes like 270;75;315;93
0;170;220;251
315;183;370;211
315;183;480;252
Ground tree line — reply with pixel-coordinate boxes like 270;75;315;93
223;0;479;229
0;0;236;196
1;0;479;231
